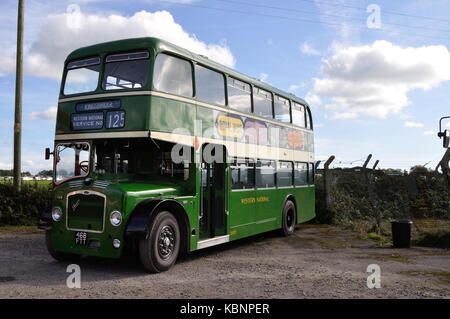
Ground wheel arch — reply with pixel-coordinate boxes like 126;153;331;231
125;199;191;254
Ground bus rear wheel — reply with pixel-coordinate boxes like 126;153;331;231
139;211;180;273
45;231;81;262
281;200;297;236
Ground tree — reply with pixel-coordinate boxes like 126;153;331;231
37;170;53;177
21;171;32;177
0;170;14;177
410;165;430;175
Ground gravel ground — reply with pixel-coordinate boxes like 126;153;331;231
0;225;448;299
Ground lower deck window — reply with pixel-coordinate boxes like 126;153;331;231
277;161;293;187
94;140;132;174
159;152;190;181
231;158;254;190
93;139;191;182
308;163;315;184
256;160;276;188
294;162;308;186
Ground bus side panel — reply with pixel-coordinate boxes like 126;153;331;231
196;104;215;138
296;186;315;223
173;197;199;252
253;189;279;234
228;190;255;240
149;96;195;135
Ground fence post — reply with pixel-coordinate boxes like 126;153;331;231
362;154;372;171
372;160;379;171
362;154;382;233
324;155;335;212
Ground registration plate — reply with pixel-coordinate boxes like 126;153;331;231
75;231;88;246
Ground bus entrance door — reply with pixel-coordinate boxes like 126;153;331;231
199;145;227;240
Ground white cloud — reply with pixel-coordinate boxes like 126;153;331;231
310;40;450;119
446;122;450;128
314;123;324;128
0;45;16;76
289;82;306;91
424;130;434;135
305;92;321;108
0;162;12;170
300;42;320;56
404;121;424;128
28;107;57;121
1;9;235;80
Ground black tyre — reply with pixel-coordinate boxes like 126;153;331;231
139;211;180;273
281;200;297;236
45;231;81;262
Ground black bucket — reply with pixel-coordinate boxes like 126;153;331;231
391;220;413;248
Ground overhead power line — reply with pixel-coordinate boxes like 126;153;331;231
298;0;450;24
215;0;450;34
154;1;450;41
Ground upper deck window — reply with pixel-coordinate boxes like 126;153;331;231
292;102;306;128
227;77;251;113
253;87;273;119
306;107;312;129
102;51;150;90
195;65;225;105
153;53;193;97
63;57;100;95
274;95;291;123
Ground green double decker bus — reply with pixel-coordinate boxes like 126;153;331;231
40;37;315;272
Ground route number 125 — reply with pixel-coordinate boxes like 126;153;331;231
106;111;125;129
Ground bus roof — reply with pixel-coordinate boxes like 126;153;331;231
66;37;310;107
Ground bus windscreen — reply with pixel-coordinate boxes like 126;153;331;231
102;51;150;90
63;57;101;95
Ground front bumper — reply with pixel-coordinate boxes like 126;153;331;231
50;227;124;259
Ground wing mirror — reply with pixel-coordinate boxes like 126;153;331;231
438;117;450;148
45;148;53;160
442;130;450;148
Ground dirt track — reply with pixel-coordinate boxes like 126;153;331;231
0;225;448;299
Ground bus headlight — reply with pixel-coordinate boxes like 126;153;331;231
110;211;122;227
52;207;62;222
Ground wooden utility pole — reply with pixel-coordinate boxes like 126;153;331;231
13;0;24;192
324;155;335;212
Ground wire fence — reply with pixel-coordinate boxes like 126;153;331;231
314;155;450;244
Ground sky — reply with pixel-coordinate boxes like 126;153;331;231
1;0;450;173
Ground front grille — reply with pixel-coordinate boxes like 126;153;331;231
67;191;106;232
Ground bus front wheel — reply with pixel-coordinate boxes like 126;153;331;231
281;200;297;236
139;211;180;273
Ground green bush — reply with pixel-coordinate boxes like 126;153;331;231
0;181;52;226
315;170;450;224
414;230;450;249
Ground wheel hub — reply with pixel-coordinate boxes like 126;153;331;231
158;225;175;260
